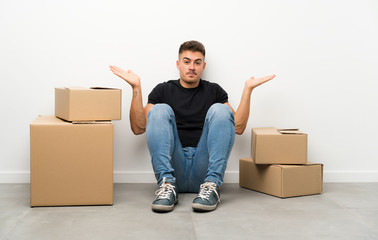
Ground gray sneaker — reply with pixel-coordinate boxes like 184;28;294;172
192;182;220;212
151;178;178;212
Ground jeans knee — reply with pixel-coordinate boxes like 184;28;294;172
147;104;174;121
206;103;234;122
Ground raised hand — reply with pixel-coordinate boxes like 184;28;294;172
245;74;276;90
109;65;141;88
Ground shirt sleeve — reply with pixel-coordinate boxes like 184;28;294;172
148;83;164;104
215;83;228;103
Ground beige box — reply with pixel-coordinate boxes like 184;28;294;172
239;158;323;198
30;116;114;207
55;87;121;121
252;127;307;164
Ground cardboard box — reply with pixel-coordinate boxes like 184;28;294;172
30;116;114;207
252;127;307;164
239;158;323;198
55;87;121;121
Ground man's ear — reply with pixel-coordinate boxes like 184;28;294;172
176;60;179;70
203;61;206;70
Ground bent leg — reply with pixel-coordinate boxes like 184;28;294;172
190;103;235;191
146;104;188;190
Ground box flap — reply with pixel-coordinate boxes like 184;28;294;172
240;157;254;162
32;116;113;125
277;129;305;134
72;120;112;124
63;87;87;90
252;127;278;135
31;116;70;125
59;87;120;90
90;87;119;90
278;163;322;168
305;162;323;166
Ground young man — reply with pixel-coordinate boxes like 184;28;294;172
110;40;275;212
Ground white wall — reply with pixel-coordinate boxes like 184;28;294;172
1;0;377;183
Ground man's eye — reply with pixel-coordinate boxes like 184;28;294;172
184;61;190;64
195;62;201;65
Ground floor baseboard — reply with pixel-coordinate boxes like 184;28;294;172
1;171;378;183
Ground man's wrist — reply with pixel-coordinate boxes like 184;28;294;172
132;84;141;90
244;83;254;93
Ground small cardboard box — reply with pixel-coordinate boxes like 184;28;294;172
30;116;114;207
239;158;323;198
252;127;307;164
55;87;121;121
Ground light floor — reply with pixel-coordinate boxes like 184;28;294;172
1;183;378;240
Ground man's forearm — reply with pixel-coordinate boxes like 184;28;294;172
234;85;253;135
234;74;275;134
129;86;146;135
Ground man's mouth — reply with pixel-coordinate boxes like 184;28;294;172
187;72;196;76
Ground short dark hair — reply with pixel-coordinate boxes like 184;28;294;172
179;40;205;58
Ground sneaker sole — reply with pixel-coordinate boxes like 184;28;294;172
151;200;178;213
192;202;218;212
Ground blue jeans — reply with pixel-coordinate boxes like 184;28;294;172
146;103;235;193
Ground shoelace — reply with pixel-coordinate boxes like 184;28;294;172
198;182;220;202
155;179;176;200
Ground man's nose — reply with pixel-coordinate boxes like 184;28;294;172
189;62;195;69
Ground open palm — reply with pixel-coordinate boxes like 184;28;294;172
109;65;140;88
246;74;276;89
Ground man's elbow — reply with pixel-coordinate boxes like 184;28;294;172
131;127;146;135
235;129;244;135
235;125;246;135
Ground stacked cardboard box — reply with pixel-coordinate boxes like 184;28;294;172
239;127;323;198
55;87;121;121
30;87;121;207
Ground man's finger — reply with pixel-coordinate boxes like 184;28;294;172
110;65;124;72
263;74;276;80
259;74;276;83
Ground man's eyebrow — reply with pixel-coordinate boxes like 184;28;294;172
182;57;203;62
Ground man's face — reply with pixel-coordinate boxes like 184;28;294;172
176;50;206;87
